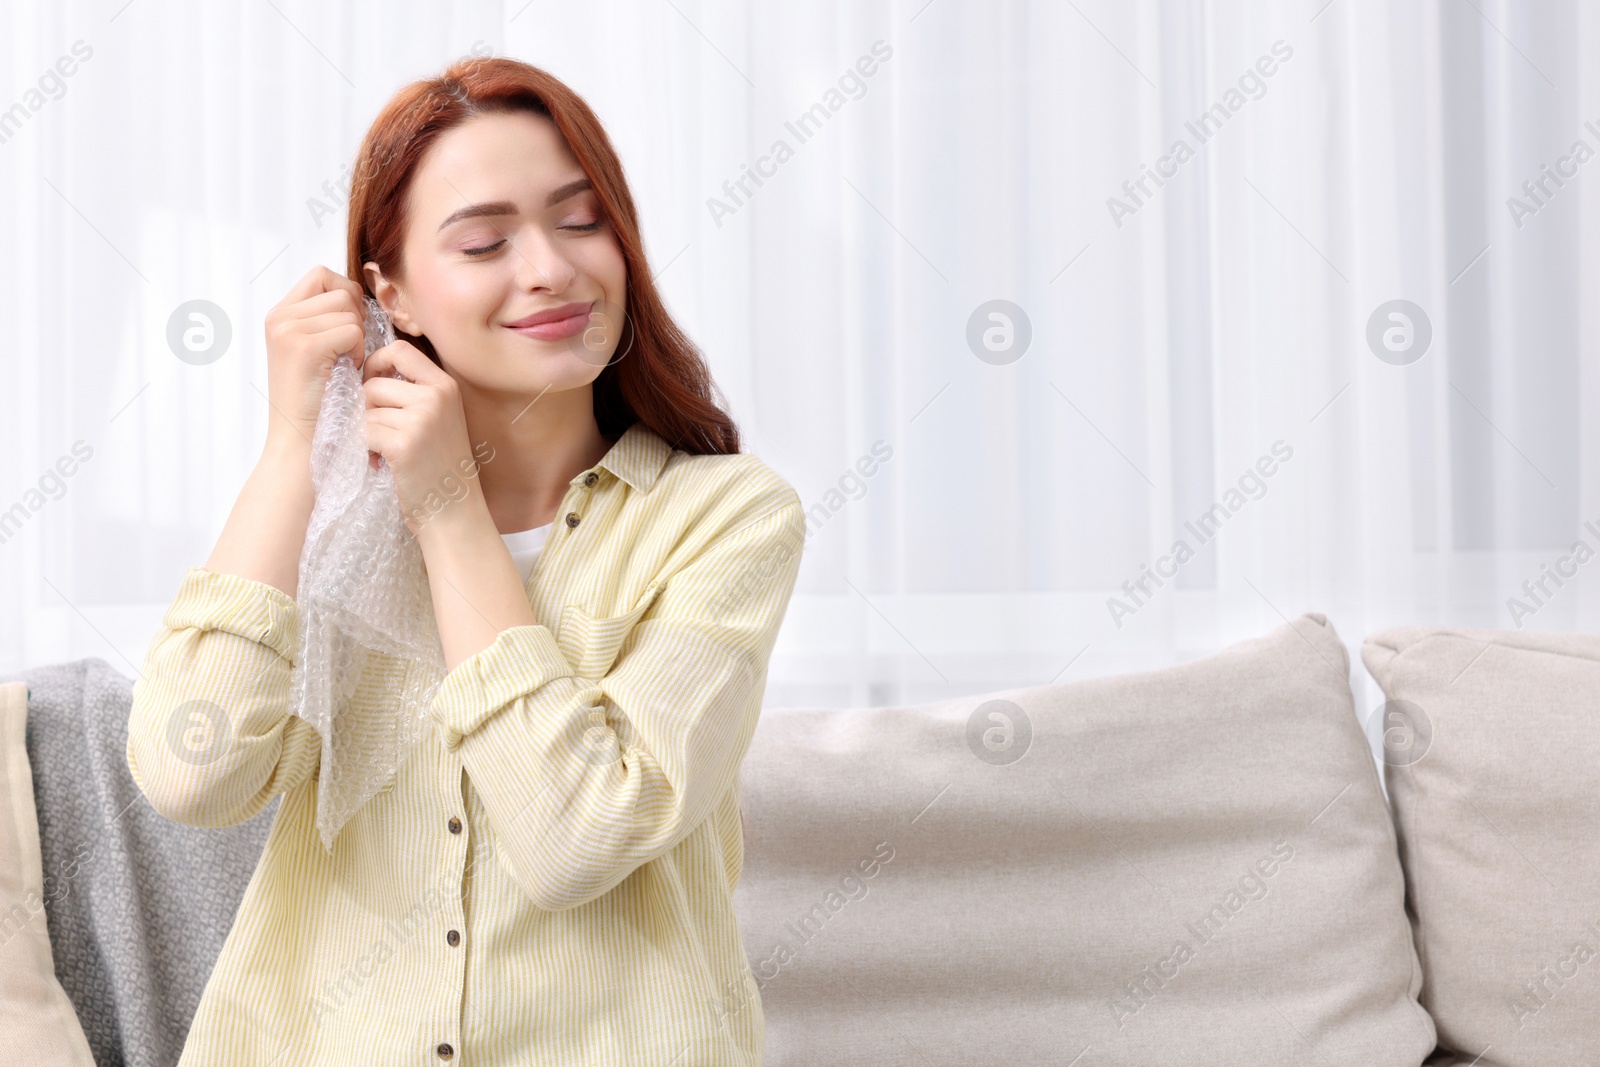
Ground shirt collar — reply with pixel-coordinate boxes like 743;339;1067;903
582;421;674;493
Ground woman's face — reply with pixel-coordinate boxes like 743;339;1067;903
368;109;629;398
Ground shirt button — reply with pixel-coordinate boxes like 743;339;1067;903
448;817;461;834
565;512;580;528
447;929;460;947
583;471;598;487
436;1043;454;1059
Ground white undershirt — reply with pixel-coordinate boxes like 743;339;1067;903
500;521;554;583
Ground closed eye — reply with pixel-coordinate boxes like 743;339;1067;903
464;221;601;257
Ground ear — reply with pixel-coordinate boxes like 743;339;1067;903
362;261;423;337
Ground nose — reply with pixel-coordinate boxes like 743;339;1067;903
514;226;578;294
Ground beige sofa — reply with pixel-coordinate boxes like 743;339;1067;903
733;614;1600;1065
4;614;1598;1064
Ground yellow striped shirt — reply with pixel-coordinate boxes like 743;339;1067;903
125;421;806;1066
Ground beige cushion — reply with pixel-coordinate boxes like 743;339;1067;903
1363;626;1600;1066
737;613;1434;1064
0;682;96;1064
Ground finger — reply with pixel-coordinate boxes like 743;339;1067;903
362;339;450;386
364;425;393;470
363;405;410;431
363;408;426;449
279;312;364;364
286;309;362;336
362;375;430;409
284;288;365;323
363;414;407;457
274;265;363;313
362;339;433;383
264;292;362;342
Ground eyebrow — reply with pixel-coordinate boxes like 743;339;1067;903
435;178;594;232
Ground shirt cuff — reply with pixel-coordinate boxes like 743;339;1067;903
430;624;577;750
164;566;300;664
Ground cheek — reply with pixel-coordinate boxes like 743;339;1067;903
578;233;628;298
411;258;507;331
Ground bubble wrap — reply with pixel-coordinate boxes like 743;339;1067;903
288;295;445;853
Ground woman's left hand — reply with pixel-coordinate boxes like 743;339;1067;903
361;340;481;533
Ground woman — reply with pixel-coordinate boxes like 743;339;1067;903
126;55;805;1066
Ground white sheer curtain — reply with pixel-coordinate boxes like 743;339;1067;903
1;1;1595;739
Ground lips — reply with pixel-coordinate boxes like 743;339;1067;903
505;301;593;342
506;301;592;328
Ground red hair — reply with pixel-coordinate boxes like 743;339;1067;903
345;56;740;454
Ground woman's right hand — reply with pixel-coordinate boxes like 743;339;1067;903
262;266;367;450
202;266;364;595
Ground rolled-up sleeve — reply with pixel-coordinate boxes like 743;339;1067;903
126;567;323;828
431;494;806;912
